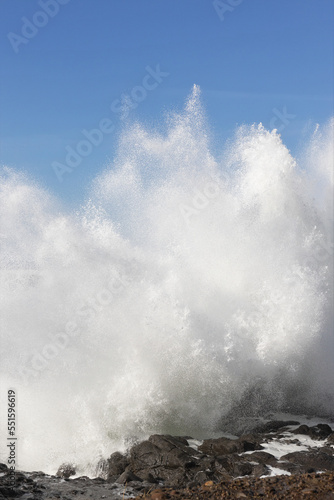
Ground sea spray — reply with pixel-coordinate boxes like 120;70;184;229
0;86;333;475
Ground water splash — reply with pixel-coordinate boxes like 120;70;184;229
0;86;333;474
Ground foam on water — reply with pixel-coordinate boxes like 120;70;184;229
0;86;333;475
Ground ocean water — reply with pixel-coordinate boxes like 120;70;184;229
0;86;333;475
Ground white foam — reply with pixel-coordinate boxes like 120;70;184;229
0;87;333;475
187;439;204;451
262;466;291;477
260;440;309;459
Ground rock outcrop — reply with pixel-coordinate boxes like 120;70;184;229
1;420;333;499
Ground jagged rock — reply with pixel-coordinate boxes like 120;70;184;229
314;423;333;438
275;461;306;474
107;451;130;481
192;470;212;484
214;455;253;477
243;451;277;466
233;461;254;477
199;436;239;455
56;463;76;478
199;434;263;455
2;421;334;496
327;432;334;444
115;466;142;484
238;434;264;452
319;446;334;456
292;423;333;440
129;434;200;486
253;420;300;434
293;424;310;435
0;485;16;498
130;434;199;471
280;450;334;472
138;470;158;483
252;463;271;477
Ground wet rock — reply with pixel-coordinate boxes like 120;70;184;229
0;485;16;498
116;467;142;484
238;433;264;452
293;424;310;435
252;463;271;477
129;434;200;486
253;420;300;434
319;446;334;456
214;455;254;477
193;470;212;484
233;461;254;477
314;423;333;438
281;450;334;472
274;461;299;473
3;421;334;496
292;423;333;440
56;462;76;479
327;432;334;444
107;451;130;481
199;436;239;455
199;433;263;456
213;457;231;477
139;470;158;483
244;451;278;466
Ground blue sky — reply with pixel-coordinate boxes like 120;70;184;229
0;0;333;205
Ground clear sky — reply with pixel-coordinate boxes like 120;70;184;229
1;0;333;205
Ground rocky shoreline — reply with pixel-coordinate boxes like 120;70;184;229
1;419;334;499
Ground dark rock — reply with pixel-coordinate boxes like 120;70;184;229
0;486;16;498
252;463;271;477
213;462;232;481
28;471;46;478
91;477;106;483
10;471;26;484
148;434;198;456
56;463;76;479
138;470;158;483
199;434;263;456
281;450;334;472
116;467;142;484
199;437;239;455
234;461;254;476
187;480;200;488
253;420;300;434
244;451;277;466
238;434;264;452
128;433;252;486
107;451;129;481
5;427;334;495
292;423;333;440
193;470;212;484
129;432;261;485
129;434;202;486
214;455;253;477
319;446;334;456
274;461;308;474
131;434;197;470
314;424;333;438
293;424;310;435
327;433;334;444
